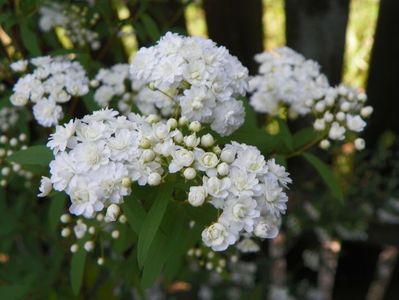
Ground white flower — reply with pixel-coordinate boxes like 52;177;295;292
236;238;260;253
328;122;346;140
38;176;52;197
169;148;194;173
47;119;78;154
72;141;110;171
219;196;260;232
10;60;28;72
68;179;103;218
256;177;288;216
211;100;245;136
232;144;267;174
195;149;219;176
204;176;231;199
201;222;237;251
180;86;216;122
229;167;261;197
346;114;366;132
254;216;281;239
188;186;207;207
266;159;292;188
33;99;63;127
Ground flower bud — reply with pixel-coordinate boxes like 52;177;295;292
361;106;373;118
105;204;120;222
319;139;331;150
167;118;178;129
74;223;87;239
340;101;351;112
1;167;10;176
88;226;95;234
354;138;365;151
9;138;18;147
60;214;71;223
70;244;79;253
97;257;104;265
315;101;326;112
201;134;215;147
121;177;132;188
217;162;230;176
336;112;345;122
173;130;183;143
119;215;127;224
146;114;160;124
0;136;7;144
254;220;278;239
183;167;196;180
184;134;200;148
84;241;95;252
220;149;235;163
142;149;155;162
61;227;71;237
189;121;201;132
96;213;104;222
111;230;120;239
212;146;221;155
178;116;189;126
323;112;334;123
139;138;151;149
188;186;207;207
313;119;325;131
148;173;162;186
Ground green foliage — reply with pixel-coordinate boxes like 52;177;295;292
7;145;53;167
70;249;88;295
303;152;344;202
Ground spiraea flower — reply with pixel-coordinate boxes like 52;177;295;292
250;47;373;150
130;32;249;136
10;56;89;127
39;3;100;50
249;47;329;118
44;108;291;252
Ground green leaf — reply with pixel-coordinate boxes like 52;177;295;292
140;14;161;42
20;22;41;56
122;195;147;234
277;118;293;150
303;153;343;201
137;184;173;269
70;249;87;295
48;193;66;233
293;127;319;149
0;285;29;300
7;145;53;166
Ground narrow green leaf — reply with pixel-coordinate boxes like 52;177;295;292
140;14;161;42
20;22;41;56
48;193;66;233
277;118;293;150
0;285;29;300
137;184;172;268
7;145;53;166
70;249;87;295
303;152;343;201
122;195;147;234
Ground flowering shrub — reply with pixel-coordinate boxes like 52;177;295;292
0;2;374;298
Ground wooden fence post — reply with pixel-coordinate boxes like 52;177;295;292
203;0;264;74
364;0;399;146
284;0;350;85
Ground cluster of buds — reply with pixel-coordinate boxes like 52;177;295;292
0;133;32;187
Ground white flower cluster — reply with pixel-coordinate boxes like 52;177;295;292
39;3;100;50
249;47;329;118
44;108;290;251
314;85;372;150
199;143;291;251
10;56;89;127
130;32;249;136
0;107;18;132
92;64;174;117
250;47;373;150
92;64;132;110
